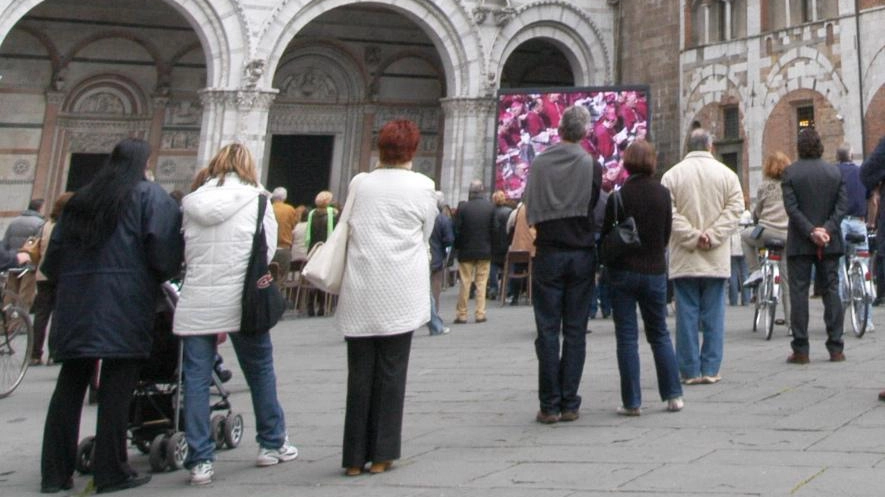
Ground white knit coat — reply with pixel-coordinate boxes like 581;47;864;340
173;175;278;335
335;168;437;337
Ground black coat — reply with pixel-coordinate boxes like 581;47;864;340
455;197;496;261
491;205;513;264
42;181;184;361
781;158;847;257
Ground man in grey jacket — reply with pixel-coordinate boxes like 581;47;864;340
3;198;44;251
525;105;602;424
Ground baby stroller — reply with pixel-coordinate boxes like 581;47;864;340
75;283;244;474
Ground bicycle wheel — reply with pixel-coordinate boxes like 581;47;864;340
765;277;780;341
849;264;868;338
0;305;34;398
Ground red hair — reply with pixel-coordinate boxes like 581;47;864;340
378;120;420;165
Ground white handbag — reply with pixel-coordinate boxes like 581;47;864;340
302;173;365;294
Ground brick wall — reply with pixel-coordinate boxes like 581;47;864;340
617;0;681;169
762;89;844;163
865;86;885;155
859;0;885;11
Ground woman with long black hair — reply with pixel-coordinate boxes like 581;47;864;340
39;138;183;494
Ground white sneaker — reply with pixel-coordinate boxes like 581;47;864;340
256;440;299;467
667;397;684;412
190;461;214;486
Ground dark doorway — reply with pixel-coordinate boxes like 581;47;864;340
267;135;335;208
500;39;574;88
67;153;108;191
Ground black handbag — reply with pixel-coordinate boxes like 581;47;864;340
599;189;641;266
240;195;285;335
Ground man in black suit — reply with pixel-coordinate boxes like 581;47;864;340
782;128;848;364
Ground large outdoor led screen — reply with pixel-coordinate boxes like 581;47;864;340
494;86;650;200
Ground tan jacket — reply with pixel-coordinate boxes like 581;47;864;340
661;151;744;279
508;203;536;257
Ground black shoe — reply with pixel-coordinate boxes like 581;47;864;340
96;474;151;494
216;368;233;383
40;477;73;494
874;297;883;307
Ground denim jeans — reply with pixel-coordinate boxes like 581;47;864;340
839;217;870;302
609;269;682;409
427;292;446;335
673;277;727;379
728;255;750;306
589;265;612;317
183;332;287;466
532;249;595;414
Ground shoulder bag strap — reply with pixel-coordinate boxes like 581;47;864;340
256;195;268;234
305;209;315;248
326;206;335;234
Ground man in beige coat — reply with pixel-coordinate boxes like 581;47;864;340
661;128;744;385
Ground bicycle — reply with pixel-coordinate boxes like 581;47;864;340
0;266;35;398
840;232;875;338
749;238;785;340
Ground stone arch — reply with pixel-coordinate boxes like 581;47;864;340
273;41;368;104
258;0;484;97
761;88;844;163
63;74;148;116
491;2;611;87
760;46;847;122
369;50;446;100
62;30;167;81
0;0;243;88
863;44;885;110
11;24;61;74
683;64;749;123
864;85;885;155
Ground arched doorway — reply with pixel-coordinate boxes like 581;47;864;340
0;0;210;221
266;5;447;206
500;39;575;88
762;89;844;164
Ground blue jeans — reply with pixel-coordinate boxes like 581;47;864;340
532;249;595;414
427;292;446;335
673;277;727;379
183;332;287;466
589;265;612;317
609;270;682;409
839;217;869;302
728;255;750;306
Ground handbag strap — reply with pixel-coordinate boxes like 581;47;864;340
610;190;624;226
256;195;268;234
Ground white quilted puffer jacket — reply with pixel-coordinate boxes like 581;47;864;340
173;174;277;335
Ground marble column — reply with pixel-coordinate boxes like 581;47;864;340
147;95;169;174
439;96;496;204
32;91;66;204
197;88;278;180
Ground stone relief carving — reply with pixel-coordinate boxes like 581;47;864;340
69;133;129;154
76;92;126;115
284;68;338;100
244;59;266;89
472;0;515;26
374;107;440;131
161;131;200;150
13;160;30;176
165;100;202;126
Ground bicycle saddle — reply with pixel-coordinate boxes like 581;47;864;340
846;233;867;244
764;239;785;251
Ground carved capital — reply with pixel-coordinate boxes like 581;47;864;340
440;97;497;118
45;91;66;106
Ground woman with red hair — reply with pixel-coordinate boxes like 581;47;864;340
336;120;438;476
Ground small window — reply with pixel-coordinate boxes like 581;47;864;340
723;107;740;139
720;152;739;174
797;105;815;133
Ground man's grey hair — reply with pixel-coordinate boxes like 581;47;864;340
687;128;713;152
271;187;287;201
468;179;485;194
434;190;446;209
836;143;852;163
558;105;590;143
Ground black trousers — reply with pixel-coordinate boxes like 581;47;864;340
788;254;844;355
31;280;56;361
41;358;141;489
342;332;412;468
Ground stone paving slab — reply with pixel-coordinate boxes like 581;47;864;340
2;290;885;496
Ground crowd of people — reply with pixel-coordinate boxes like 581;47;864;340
9;106;885;493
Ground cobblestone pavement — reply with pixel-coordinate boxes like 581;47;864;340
3;288;885;496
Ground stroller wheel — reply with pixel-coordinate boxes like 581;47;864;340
210;414;226;450
223;413;244;449
134;437;152;455
149;434;169;472
75;436;95;474
165;432;188;470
